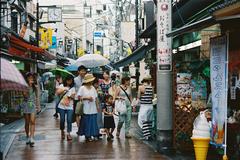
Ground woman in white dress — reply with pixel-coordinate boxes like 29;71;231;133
77;74;100;142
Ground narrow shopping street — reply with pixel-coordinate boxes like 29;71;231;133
5;104;169;160
1;0;240;159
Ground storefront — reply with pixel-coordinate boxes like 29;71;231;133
169;1;240;158
0;31;55;124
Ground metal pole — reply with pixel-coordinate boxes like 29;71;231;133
135;0;140;90
36;1;39;47
156;0;173;153
102;37;104;56
75;38;78;57
135;0;139;48
223;32;229;160
35;0;39;73
93;32;94;54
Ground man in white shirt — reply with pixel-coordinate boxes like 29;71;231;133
74;65;87;127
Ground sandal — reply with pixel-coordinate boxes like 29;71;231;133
67;135;72;141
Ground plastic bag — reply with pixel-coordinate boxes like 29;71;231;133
115;99;127;114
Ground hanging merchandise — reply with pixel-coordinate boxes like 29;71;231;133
176;73;192;111
191;75;207;110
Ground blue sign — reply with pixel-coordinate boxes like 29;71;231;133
51;36;57;49
94;31;103;38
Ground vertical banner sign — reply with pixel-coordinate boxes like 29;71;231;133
50;36;57;49
39;28;48;49
210;36;228;146
157;0;172;71
47;28;53;47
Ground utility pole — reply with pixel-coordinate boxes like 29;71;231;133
93;33;95;54
119;0;123;58
135;0;139;48
114;0;123;61
36;1;39;47
75;38;78;57
156;0;173;154
135;0;140;90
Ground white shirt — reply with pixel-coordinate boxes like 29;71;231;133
74;76;84;100
77;86;98;114
58;84;76;110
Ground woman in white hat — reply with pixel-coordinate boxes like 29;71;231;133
77;74;100;141
137;75;154;140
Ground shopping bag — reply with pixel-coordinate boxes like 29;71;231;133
75;100;84;115
115;99;127;115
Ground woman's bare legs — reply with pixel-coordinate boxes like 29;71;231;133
24;114;30;144
29;113;36;144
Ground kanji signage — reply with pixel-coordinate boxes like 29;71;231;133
157;0;172;71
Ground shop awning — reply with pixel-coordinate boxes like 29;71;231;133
139;22;156;38
37;61;57;70
166;1;240;37
0;48;37;63
8;34;55;60
166;16;216;37
113;43;155;68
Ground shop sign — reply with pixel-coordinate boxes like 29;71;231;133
94;31;104;39
39;28;53;49
210;35;228;146
46;28;53;47
39;28;48;49
157;0;172;71
50;36;57;49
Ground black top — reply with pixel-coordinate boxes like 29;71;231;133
103;103;114;117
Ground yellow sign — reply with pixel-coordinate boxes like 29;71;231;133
127;47;132;55
39;28;48;49
77;48;85;57
39;28;53;49
46;28;53;47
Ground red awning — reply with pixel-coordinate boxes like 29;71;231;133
8;34;55;60
10;34;44;52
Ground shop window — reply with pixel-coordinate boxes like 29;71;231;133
103;4;106;11
0;2;8;26
29;19;34;30
11;10;18;33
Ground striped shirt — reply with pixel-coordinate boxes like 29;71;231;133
140;85;153;105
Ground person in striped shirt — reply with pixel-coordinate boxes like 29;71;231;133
137;75;154;140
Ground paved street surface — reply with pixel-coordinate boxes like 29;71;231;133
5;104;171;160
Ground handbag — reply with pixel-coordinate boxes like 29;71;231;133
115;99;127;114
75;100;84;115
56;87;73;108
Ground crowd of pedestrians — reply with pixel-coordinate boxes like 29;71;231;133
22;65;155;146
